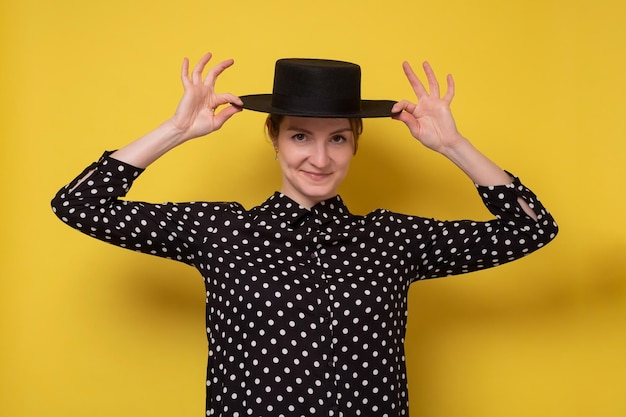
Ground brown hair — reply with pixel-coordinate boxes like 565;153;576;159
265;114;363;154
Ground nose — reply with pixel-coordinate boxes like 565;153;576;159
309;140;330;168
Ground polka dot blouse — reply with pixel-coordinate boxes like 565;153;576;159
52;152;558;417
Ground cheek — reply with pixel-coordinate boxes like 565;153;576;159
336;149;355;168
276;143;302;170
274;135;292;153
276;138;309;161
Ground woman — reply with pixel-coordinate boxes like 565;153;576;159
52;52;558;417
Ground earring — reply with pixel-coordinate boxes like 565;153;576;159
274;150;278;160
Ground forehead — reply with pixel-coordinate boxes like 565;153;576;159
280;116;351;132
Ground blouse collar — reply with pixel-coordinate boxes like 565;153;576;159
260;192;352;228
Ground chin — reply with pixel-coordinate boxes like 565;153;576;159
296;189;334;206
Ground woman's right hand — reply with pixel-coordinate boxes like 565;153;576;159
108;53;243;169
170;52;243;141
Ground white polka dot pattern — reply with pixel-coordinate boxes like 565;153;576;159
51;152;558;417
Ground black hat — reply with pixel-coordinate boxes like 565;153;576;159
238;58;397;118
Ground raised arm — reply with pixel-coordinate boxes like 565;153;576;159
110;52;243;168
392;61;538;219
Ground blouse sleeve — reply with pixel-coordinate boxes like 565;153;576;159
412;172;558;280
50;151;235;266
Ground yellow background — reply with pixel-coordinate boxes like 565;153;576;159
2;0;625;416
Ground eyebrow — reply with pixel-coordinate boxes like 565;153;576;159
284;125;353;135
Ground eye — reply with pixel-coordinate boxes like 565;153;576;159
291;133;307;142
330;135;347;144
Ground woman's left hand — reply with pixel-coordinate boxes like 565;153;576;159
392;61;529;195
392;61;464;154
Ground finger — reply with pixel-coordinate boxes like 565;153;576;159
422;61;440;98
391;111;420;136
191;52;213;83
402;61;428;99
212;105;242;130
213;92;243;108
391;99;417;114
181;57;190;88
204;58;235;87
443;73;455;104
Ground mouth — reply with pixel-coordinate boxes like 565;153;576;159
302;170;332;181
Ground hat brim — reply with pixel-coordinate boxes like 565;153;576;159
237;94;398;118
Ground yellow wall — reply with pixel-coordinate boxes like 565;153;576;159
2;0;625;416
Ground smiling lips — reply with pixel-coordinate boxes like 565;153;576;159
302;170;332;181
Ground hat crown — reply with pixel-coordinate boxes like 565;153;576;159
238;57;396;118
271;59;362;116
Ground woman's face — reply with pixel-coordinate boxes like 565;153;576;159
274;116;355;209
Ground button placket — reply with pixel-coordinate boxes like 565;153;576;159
313;220;341;414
